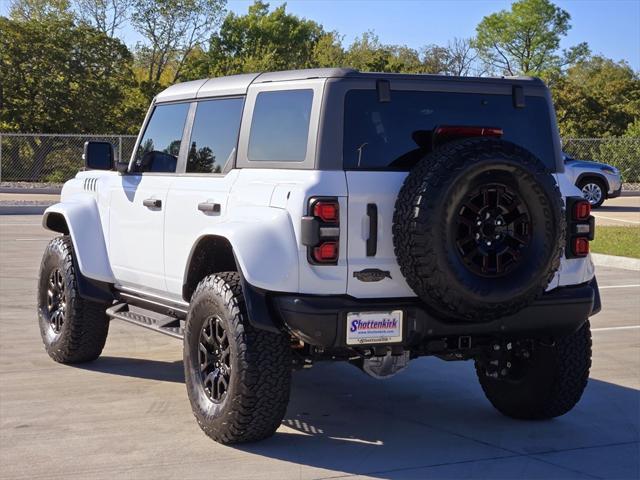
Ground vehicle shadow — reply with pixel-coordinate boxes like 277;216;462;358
76;356;184;383
240;359;640;479
598;205;640;213
72;355;639;478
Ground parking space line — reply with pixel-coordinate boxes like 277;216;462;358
593;214;640;225
591;325;640;332
599;284;640;289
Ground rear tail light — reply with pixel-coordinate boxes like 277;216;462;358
572;237;590;256
301;197;340;265
573;200;591;221
313;241;339;263
434;126;503;147
313;201;339;223
566;197;594;258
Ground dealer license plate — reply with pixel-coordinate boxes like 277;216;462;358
346;310;403;345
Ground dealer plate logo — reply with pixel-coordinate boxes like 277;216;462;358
346;310;403;345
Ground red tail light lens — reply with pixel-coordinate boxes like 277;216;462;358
313;241;338;263
573;200;591;221
572;237;590;256
434;126;503;139
313;201;339;223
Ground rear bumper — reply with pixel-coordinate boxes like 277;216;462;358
272;278;600;348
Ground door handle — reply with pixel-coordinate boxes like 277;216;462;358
366;203;378;257
198;202;221;214
143;198;162;209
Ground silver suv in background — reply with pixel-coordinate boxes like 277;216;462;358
564;153;622;208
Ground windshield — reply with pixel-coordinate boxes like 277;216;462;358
343;90;557;171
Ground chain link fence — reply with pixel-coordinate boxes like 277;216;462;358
0;133;638;187
562;138;640;187
0;133;137;184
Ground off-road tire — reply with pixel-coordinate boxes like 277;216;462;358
37;236;110;363
578;177;606;209
183;272;291;444
393;138;564;321
475;321;592;419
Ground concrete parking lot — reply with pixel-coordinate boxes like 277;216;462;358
592;195;640;226
0;215;638;480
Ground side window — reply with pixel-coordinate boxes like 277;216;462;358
186;97;244;174
134;103;189;173
248;89;313;162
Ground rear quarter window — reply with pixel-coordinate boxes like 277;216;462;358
248;89;313;162
343;90;556;170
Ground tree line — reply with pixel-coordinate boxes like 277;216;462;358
1;0;639;138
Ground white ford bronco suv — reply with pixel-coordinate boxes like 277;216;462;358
38;68;600;444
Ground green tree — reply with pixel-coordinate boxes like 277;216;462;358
552;56;640;138
344;32;422;73
131;0;226;96
0;17;142;178
475;0;589;76
9;0;73;21
184;1;328;79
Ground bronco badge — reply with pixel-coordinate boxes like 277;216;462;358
353;269;392;282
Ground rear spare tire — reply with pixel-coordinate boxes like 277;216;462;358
393;138;564;321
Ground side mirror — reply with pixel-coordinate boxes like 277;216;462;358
115;161;129;173
83;141;114;170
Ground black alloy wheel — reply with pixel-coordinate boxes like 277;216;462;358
46;268;67;334
199;315;231;403
454;183;532;277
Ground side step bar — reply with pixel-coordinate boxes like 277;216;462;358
106;303;184;340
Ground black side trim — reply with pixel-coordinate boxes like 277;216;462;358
301;216;320;246
366;203;378;256
76;275;114;303
238;275;280;333
589;276;601;316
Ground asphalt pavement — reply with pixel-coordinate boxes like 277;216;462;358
0;215;638;480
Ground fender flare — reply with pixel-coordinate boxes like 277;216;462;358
182;207;300;332
42;196;115;285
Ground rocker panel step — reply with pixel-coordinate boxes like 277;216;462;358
106;303;184;339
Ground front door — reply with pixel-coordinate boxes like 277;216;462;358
109;101;190;293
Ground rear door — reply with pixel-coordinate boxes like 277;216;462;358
164;97;245;298
342;86;561;298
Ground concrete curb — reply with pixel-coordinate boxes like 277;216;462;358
0;205;49;215
591;253;640;271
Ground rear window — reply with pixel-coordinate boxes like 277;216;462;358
343;90;556;170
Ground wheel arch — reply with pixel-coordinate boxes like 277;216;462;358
182;228;294;333
576;172;609;192
182;235;237;301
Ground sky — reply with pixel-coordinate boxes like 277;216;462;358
1;0;639;70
